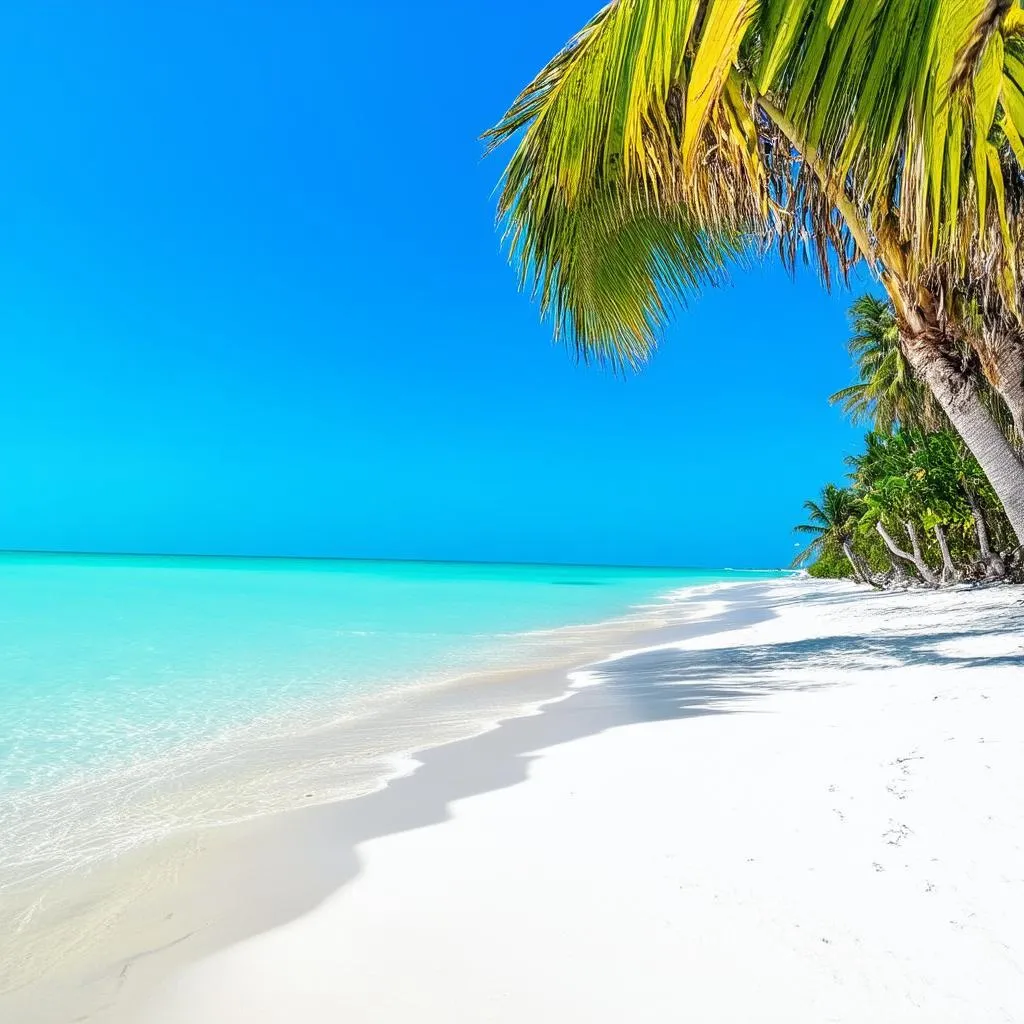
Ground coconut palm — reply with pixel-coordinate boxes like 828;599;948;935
486;0;1024;542
792;484;871;583
829;295;944;433
849;431;941;586
830;293;1018;440
845;427;1016;583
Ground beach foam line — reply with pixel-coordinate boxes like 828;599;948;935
0;578;755;894
135;578;1024;1024
1;579;784;1023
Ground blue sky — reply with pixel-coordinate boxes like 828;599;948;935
0;1;866;569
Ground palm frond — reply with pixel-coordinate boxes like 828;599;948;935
793;523;827;535
790;533;825;568
486;0;1024;367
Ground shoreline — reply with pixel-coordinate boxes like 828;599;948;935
1;578;771;1023
1;574;762;892
141;576;1024;1024
9;575;1022;1022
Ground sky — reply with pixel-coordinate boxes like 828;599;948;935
0;1;868;569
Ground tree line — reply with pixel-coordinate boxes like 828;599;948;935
796;295;1019;586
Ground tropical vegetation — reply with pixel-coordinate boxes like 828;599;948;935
828;294;1017;443
796;428;1016;586
486;0;1024;545
794;293;1019;586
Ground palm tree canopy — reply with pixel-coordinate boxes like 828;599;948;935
791;482;862;566
829;294;944;432
847;427;995;528
830;293;1019;438
486;0;1024;363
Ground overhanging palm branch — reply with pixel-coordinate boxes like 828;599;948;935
485;0;1024;362
505;188;745;369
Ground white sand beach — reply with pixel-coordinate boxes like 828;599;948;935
129;578;1024;1024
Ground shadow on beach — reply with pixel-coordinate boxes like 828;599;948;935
181;583;1023;962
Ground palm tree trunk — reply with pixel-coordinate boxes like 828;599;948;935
888;556;912;589
841;539;879;588
981;334;1024;444
840;539;865;583
996;358;1024;444
932;524;959;584
904;520;939;586
875;521;938;586
892;293;1024;547
966;491;1006;578
911;348;1024;545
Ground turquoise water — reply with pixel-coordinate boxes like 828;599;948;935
0;552;773;882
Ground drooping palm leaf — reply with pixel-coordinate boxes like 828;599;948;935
486;0;1024;363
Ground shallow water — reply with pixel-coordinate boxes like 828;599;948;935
0;552;776;884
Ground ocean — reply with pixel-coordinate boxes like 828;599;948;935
0;552;775;887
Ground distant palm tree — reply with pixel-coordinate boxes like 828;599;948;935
792;484;870;584
848;432;941;586
846;428;1009;585
829;296;943;434
830;294;1018;442
486;0;1024;543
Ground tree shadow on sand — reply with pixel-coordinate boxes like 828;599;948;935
162;583;1023;977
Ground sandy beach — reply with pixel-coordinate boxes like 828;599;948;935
70;576;1021;1023
1;576;757;1022
10;2;1024;1021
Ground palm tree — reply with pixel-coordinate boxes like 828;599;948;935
792;484;871;584
845;427;1015;584
486;0;1024;543
829;296;944;433
850;431;941;586
936;430;1010;576
830;294;1018;441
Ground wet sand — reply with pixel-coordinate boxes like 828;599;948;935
2;582;765;1023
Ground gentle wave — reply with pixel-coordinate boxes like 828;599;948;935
0;556;779;888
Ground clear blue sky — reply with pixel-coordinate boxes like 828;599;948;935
0;1;866;569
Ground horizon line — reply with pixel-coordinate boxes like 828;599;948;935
0;547;783;574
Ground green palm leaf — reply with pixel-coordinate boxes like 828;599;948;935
486;0;1024;363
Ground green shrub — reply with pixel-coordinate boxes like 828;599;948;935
807;543;855;579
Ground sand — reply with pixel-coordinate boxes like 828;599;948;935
2;580;761;1023
132;578;1024;1023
